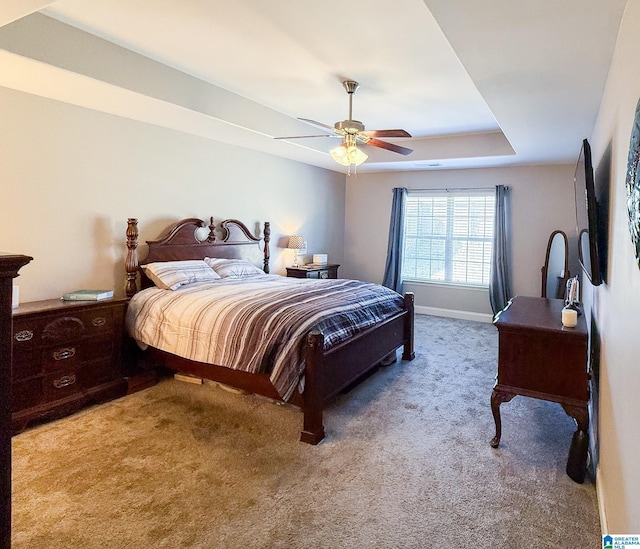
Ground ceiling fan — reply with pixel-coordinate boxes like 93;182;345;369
275;80;413;167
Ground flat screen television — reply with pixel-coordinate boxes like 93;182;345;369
574;138;602;285
593;142;611;284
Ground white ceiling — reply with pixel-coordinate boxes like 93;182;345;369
0;0;628;173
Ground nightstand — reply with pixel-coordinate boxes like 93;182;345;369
286;264;340;279
11;297;128;432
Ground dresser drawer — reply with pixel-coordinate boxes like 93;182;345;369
43;306;115;340
42;358;118;403
306;269;330;279
41;333;113;373
13;306;115;346
12;320;43;352
43;368;82;402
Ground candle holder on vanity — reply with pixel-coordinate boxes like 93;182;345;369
562;276;581;327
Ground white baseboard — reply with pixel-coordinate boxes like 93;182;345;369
415;305;494;323
596;464;608;535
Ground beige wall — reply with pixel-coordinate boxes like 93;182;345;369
345;165;579;317
588;0;640;533
0;87;345;303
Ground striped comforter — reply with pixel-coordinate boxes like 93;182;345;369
125;275;405;400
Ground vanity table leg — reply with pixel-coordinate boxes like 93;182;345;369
562;403;590;483
490;387;515;448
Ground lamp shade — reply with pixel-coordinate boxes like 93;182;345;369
330;143;351;166
347;144;368;166
287;235;305;250
330;141;368;167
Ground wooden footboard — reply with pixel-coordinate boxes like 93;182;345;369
301;292;414;444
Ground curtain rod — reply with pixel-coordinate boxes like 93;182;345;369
403;186;500;193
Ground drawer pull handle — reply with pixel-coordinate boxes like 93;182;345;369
53;347;76;361
14;330;34;342
92;316;107;327
53;374;76;389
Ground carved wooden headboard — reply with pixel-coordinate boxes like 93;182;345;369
126;217;270;297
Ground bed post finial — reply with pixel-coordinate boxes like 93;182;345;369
125;218;139;297
207;217;216;242
263;222;271;274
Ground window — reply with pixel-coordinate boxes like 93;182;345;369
402;190;495;286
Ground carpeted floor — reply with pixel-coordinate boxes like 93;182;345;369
12;314;601;548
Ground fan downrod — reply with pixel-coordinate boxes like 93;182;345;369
336;80;362;132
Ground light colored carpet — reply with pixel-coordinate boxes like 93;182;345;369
12;314;601;548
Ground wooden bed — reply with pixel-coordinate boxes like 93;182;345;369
125;217;415;444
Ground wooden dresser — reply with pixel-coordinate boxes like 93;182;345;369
11;297;128;432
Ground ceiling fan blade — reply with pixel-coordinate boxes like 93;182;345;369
298;118;337;133
366;138;413;156
362;129;412;138
274;134;341;140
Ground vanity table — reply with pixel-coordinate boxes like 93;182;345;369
490;296;590;483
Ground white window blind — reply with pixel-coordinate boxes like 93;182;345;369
402;190;495;286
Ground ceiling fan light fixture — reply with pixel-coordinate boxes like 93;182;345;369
277;80;411;168
329;142;351;166
330;141;367;167
330;133;368;167
347;144;368;166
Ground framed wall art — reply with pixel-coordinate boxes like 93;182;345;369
626;98;640;269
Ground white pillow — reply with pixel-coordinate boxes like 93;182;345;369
204;258;264;278
144;260;220;290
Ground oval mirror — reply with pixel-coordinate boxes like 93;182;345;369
541;230;569;299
